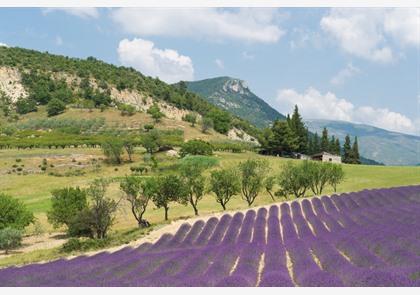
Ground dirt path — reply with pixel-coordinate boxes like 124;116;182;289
0;233;67;259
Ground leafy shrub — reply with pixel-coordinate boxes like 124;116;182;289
47;98;66;117
180;139;213;157
0;194;34;230
182;113;197;127
118;103;136;116
16;99;37;114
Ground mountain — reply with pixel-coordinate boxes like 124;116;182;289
185;77;285;128
305;119;420;166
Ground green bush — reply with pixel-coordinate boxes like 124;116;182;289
180;139;213;157
47;98;66;117
16;99;37;114
0;193;34;230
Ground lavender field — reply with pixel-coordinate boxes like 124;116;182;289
1;185;420;287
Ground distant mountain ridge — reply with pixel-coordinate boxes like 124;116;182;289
186;77;285;128
305;119;420;166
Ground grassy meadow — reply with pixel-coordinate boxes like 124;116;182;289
1;146;420;235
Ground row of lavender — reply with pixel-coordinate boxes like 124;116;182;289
0;185;419;287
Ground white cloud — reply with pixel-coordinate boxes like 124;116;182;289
111;8;284;43
0;42;8;47
55;36;63;46
242;51;255;60
42;8;99;19
117;38;194;84
321;8;420;63
275;87;416;134
330;63;360;85
215;59;224;69
289;28;324;50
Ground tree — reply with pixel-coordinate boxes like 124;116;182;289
334;138;341;155
120;176;157;227
147;103;164;123
123;139;135;162
313;133;321;154
180;139;213;157
209;168;241;210
207;109;231;134
352;136;361;164
267;120;298;155
16;99;37;114
0;228;22;254
179;156;217;216
141;130;162;154
119;104;136;116
264;176;276;201
321;127;329;152
85;179;119;239
276;161;311;199
47;98;66;117
0;193;34;230
47;187;89;236
239;159;269;206
328;164;345;192
343;135;352;163
183;113;197;127
329;136;336;154
306;161;333;195
153;175;188;221
101;138;124;164
289;105;308;153
201;117;214;133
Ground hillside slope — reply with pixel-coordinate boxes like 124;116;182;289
306;119;420;166
186;77;285;128
0;46;260;142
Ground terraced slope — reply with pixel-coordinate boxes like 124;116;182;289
1;186;420;287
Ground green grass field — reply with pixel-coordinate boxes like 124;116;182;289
1;147;420;235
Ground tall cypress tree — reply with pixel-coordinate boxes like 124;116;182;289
313;132;321;154
329;135;336;153
334;138;341;155
343;135;352;163
321;127;329;152
289;105;308;154
351;136;360;164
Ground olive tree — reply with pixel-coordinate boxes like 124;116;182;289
307;161;332;195
0;228;22;254
238;159;269;206
179;156;217;216
209;168;241;210
86;179;119;239
277;161;311;199
153;175;188;221
101;139;124;164
264;176;276;201
120;176;157;227
328;164;345;192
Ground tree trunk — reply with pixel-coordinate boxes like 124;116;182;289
164;207;169;221
221;203;226;210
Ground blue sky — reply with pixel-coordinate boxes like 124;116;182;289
0;7;418;135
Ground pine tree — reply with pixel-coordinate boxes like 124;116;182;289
351;136;360;164
321;127;329;152
329;135;336;154
313;132;321;154
269;120;298;155
343;135;352;163
289;105;308;154
334;138;341;155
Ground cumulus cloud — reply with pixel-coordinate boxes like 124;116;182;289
275;87;416;134
0;42;8;47
330;63;360;85
42;8;99;19
215;59;224;69
117;38;194;84
321;8;419;63
111;8;284;43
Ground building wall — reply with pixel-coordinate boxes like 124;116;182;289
321;154;342;164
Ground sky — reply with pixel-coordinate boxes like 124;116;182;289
0;7;419;135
